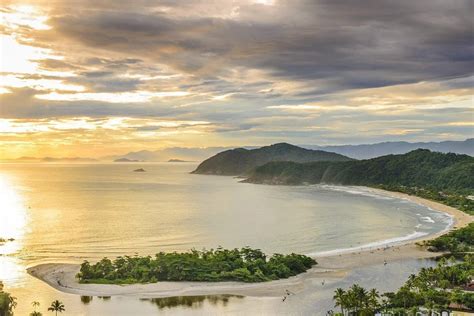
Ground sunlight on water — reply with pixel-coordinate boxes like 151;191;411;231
0;174;26;254
0;174;28;282
0;164;451;315
0;257;23;283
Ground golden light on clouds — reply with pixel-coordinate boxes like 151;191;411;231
0;1;472;158
36;91;190;103
0;117;214;159
0;34;55;74
0;117;211;134
1;74;84;92
0;5;51;31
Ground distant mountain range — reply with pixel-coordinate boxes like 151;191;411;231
305;138;473;159
191;143;352;176
245;149;474;193
102;147;229;163
107;139;473;162
114;158;140;162
4;139;471;163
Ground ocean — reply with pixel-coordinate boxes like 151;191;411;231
0;163;450;315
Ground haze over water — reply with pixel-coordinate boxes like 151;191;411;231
0;163;450;314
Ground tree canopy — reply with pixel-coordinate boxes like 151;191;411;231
77;247;316;284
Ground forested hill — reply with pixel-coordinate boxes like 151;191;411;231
245;149;474;193
191;143;352;176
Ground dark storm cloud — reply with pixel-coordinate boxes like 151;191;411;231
1;0;473;149
37;0;473;93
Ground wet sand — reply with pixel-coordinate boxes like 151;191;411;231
27;187;472;298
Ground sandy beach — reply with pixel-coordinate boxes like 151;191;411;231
27;187;472;298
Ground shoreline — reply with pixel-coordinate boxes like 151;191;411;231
27;187;472;298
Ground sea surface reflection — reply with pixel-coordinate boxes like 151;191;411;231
0;163;451;315
140;295;244;310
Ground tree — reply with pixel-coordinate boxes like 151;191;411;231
349;284;367;312
0;292;16;316
368;288;379;310
333;288;346;315
47;300;65;316
30;301;43;316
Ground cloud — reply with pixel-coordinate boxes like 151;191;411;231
32;1;472;90
0;1;473;158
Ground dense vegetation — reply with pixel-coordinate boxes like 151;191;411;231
246;149;474;194
192;143;351;176
77;247;316;284
0;291;16;316
332;255;474;314
424;223;474;254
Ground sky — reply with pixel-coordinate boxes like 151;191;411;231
0;0;473;159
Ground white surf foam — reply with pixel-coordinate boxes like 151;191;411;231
308;185;456;258
316;185;394;200
420;216;435;223
308;231;429;257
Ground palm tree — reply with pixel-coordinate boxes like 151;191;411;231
349;284;367;312
30;301;42;316
32;301;40;309
47;300;65;316
8;295;17;313
333;288;346;315
368;288;379;310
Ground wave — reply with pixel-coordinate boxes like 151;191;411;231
303;184;457;259
308;231;429;257
420;216;435;223
315;185;394;200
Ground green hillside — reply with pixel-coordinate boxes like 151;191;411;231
245;149;474;194
191;143;352;176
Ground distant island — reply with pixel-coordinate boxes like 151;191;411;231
114;158;139;162
191;143;352;176
133;168;146;172
0;238;14;244
77;247;316;284
168;159;188;162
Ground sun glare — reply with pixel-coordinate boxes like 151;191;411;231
0;175;26;257
0;5;51;31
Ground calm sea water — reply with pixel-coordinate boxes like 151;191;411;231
0;163;450;315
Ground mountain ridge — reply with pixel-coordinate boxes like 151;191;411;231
245;149;474;193
307;138;473;159
191;142;353;176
